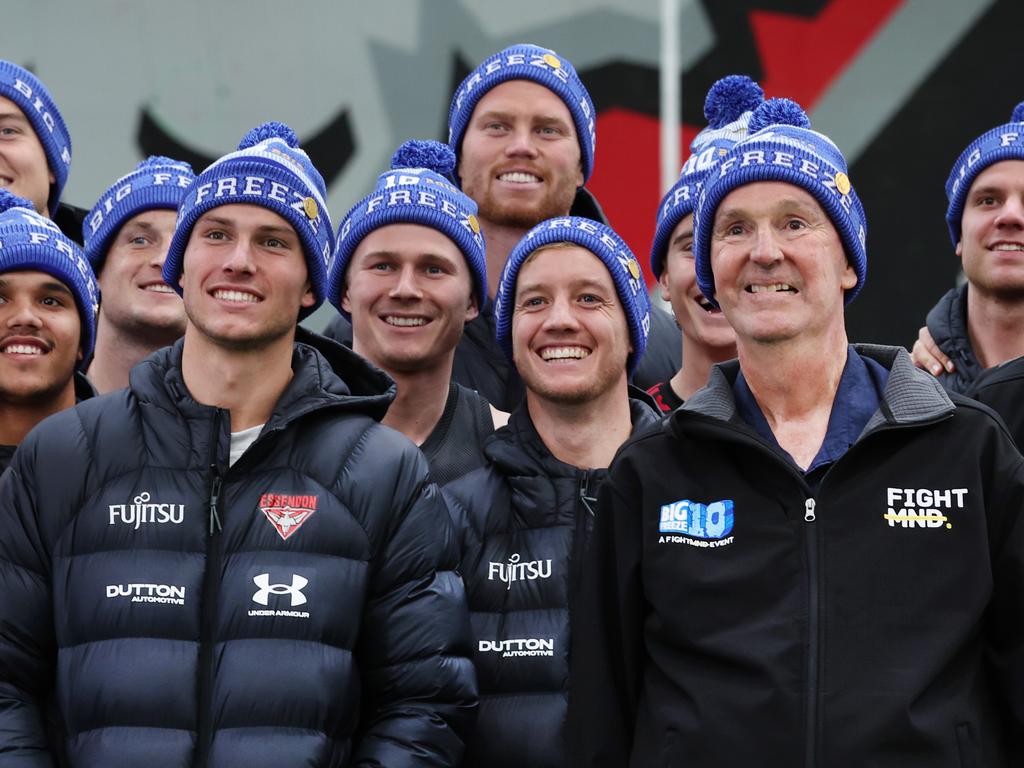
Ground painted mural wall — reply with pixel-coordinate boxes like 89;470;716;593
3;0;1017;343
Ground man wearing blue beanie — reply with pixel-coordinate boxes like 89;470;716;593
646;74;762;411
0;123;475;766
911;102;1024;395
444;215;660;767
570;98;1024;766
324;44;682;411
0;60;89;243
84;156;195;392
329;139;505;484
0;190;97;471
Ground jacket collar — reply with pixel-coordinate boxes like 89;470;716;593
74;370;97;402
681;344;954;437
128;327;396;429
487;393;661;478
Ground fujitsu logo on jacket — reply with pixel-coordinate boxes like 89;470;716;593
487;553;552;590
108;492;185;529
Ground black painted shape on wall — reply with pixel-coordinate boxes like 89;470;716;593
845;0;1018;348
136;108;356;188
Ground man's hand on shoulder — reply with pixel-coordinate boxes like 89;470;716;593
911;326;955;377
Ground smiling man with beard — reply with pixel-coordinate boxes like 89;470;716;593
443;216;659;767
0;190;98;472
324;44;681;410
83;156;195;393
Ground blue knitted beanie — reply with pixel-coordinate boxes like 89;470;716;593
163;122;334;319
650;75;764;279
447;44;596;183
328;140;487;317
693;97;868;306
494;216;651;375
0;61;72;215
945;101;1024;246
0;190;98;365
84;156;195;271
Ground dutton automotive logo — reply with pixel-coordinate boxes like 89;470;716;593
659;498;735;547
106;583;186;606
249;573;311;619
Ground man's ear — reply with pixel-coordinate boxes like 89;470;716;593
955;239;963;260
465;291;480;323
300;281;316;309
657;269;672;304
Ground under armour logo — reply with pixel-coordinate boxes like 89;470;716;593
252;573;308;607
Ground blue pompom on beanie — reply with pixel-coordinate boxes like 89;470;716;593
447;44;596;183
945;100;1024;246
84;156;196;271
693;97;868;306
328;139;487;317
0;61;72;215
494;216;651;375
0;190;98;366
162;122;334;319
650;75;764;280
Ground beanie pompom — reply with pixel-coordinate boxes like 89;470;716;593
136;155;190;171
391;140;456;176
749;97;811;134
237;121;300;150
0;189;35;213
1012;101;1024;123
704;75;764;129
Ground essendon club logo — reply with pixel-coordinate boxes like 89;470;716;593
259;492;318;540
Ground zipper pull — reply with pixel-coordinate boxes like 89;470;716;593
578;473;597;517
209;470;223;535
804;497;816;523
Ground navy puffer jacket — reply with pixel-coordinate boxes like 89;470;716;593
0;331;476;767
442;396;660;767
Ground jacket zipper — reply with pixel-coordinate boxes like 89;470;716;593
197;408;224;768
804;497;819;768
570;470;597;603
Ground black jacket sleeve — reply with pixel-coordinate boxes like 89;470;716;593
567;472;646;767
984;428;1024;757
352;446;478;767
0;431;63;767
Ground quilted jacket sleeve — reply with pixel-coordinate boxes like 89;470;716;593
0;429;64;767
351;443;477;767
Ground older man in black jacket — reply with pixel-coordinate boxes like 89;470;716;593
570;99;1024;766
0;123;475;767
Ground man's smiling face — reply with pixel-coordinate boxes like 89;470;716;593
180;204;314;352
710;181;855;347
457;80;583;229
0;270;81;406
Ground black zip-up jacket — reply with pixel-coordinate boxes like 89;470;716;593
443;395;660;767
925;284;985;394
0;332;476;767
967;354;1024;449
569;345;1024;767
0;372;96;474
